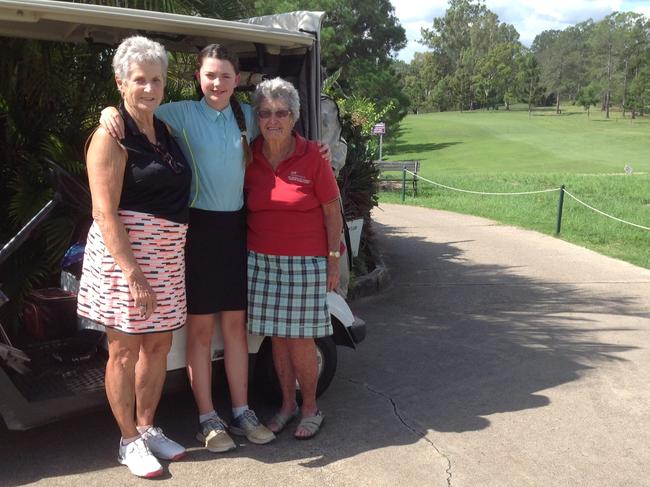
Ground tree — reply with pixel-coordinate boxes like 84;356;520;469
253;0;407;129
473;42;519;109
418;0;520;111
590;14;625;118
430;76;455;112
420;0;489;69
534;30;564;113
533;25;588;114
344;58;410;127
626;69;650;118
515;51;541;118
399;52;449;113
576;85;599;117
615;13;647;117
452;50;477;110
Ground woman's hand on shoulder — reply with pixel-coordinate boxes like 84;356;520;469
100;106;125;139
87;127;126;167
317;142;332;163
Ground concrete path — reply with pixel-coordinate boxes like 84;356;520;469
348;203;650;486
1;203;649;486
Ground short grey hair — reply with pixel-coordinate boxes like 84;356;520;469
112;36;168;81
252;77;300;120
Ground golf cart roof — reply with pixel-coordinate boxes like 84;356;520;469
0;0;324;55
0;0;325;140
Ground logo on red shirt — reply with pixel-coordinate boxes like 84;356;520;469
287;170;312;185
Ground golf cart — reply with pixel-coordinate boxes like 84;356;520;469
0;0;365;431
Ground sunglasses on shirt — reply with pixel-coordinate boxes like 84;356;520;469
151;142;184;174
257;109;291;119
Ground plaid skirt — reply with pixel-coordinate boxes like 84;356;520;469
247;251;332;338
77;210;187;334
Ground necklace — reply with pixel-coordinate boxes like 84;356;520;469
124;107;183;174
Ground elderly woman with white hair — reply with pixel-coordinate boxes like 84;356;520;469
245;78;342;440
77;36;191;478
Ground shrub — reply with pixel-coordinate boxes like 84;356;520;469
335;95;392;276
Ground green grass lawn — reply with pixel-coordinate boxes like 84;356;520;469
381;106;650;269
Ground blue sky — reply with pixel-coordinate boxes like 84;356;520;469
394;0;650;62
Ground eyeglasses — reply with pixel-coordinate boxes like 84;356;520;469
257;109;291;119
151;142;184;174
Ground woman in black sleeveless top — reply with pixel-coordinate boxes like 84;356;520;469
77;36;190;478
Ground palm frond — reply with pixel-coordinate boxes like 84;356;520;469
7;158;51;226
42;213;78;269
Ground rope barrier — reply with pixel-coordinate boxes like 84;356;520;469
403;170;560;196
399;169;650;233
562;189;650;231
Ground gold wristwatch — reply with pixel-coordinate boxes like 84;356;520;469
328;250;341;258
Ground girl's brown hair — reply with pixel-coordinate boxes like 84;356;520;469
197;44;252;166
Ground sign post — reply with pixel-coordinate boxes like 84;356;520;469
372;122;386;160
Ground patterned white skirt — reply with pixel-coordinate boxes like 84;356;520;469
77;210;187;334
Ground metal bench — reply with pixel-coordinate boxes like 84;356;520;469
374;160;420;196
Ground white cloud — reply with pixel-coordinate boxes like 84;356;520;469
392;0;445;61
392;0;447;23
489;0;621;46
396;20;432;62
633;5;650;17
393;0;645;62
491;0;621;24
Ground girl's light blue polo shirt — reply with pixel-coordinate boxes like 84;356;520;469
155;98;258;212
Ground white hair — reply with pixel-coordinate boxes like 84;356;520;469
112;36;168;81
252;77;300;120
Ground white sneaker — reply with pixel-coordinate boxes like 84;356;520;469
118;437;163;478
141;426;186;461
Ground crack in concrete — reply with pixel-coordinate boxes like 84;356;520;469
342;376;453;487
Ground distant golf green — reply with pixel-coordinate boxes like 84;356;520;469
381;106;650;268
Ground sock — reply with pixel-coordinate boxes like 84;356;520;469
121;435;140;446
136;425;152;435
199;410;218;424
232;405;249;419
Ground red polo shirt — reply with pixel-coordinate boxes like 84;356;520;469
245;133;340;256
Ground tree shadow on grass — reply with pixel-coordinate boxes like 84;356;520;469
532;111;586;117
388;141;461;156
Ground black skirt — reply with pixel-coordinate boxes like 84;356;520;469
185;207;247;314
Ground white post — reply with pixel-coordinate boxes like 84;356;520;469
379;133;383;160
